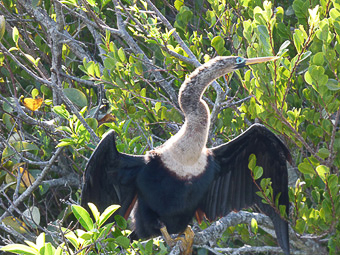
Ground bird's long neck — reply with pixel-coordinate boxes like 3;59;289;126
161;63;225;166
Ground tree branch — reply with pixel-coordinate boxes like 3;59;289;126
0;147;63;222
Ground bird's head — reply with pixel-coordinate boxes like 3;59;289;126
179;55;279;113
222;55;279;70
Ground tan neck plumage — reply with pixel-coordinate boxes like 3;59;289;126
155;57;236;178
158;63;222;178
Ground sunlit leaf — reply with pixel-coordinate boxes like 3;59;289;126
88;203;100;222
52;105;70;119
23;97;43;111
316;165;329;182
1;244;37;254
36;232;45;249
98;204;120;227
12;26;19;45
71;205;94;231
251;218;258;234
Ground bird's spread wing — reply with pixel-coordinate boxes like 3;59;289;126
81;130;146;219
202;124;291;254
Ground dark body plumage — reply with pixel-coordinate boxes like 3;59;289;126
134;152;217;238
81;56;291;255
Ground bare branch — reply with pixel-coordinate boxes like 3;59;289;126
112;0;179;107
0;147;63;222
0;43;52;86
144;0;225;129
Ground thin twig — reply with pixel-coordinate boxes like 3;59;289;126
0;147;63;222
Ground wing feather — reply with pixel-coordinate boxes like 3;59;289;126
202;124;291;254
81;130;146;219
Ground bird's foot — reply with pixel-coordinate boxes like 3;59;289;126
160;226;194;255
176;226;194;255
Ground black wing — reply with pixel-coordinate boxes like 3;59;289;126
203;124;291;255
81;130;146;218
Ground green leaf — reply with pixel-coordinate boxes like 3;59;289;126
278;40;290;55
56;126;72;134
298;162;315;175
308;5;320;28
3;113;14;131
2;216;28;234
211;36;225;55
250;218;258;234
1;244;37;255
206;10;216;27
145;239;154;254
257;25;269;38
114;215;127;229
98;204;120;227
115;236;130;249
262;1;272;21
317;148;330;159
104;57;117;69
88;203;100;222
243;20;252;42
40;243;54;255
316;165;329;182
316;20;330;42
174;0;183;10
330;8;340;21
86;118;98;131
167;28;176;37
71;205;94;231
295;219;306;234
253;6;266;25
55;246;63;255
2;141;39;159
326;79;340;91
155;102;162;113
293;28;305;53
248;154;256;170
41;85;52;97
312;52;324;66
328;174;339;197
311;189;320;204
23;206;40;229
24;53;37;66
64;229;79;249
63;88;88;108
140;88;146;103
52;105;70;119
86;0;96;6
12;26;19;45
118;48;126;62
31;88;39;99
253;166;263;180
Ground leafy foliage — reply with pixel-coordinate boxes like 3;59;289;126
1;203;168;254
0;0;340;254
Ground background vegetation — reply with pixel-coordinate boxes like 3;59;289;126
0;0;339;254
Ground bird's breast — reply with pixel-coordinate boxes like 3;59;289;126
158;149;209;179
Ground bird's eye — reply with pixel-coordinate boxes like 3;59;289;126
236;57;243;64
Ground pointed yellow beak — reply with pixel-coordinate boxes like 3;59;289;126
245;56;279;65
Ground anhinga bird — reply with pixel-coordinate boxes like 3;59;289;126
81;56;291;255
